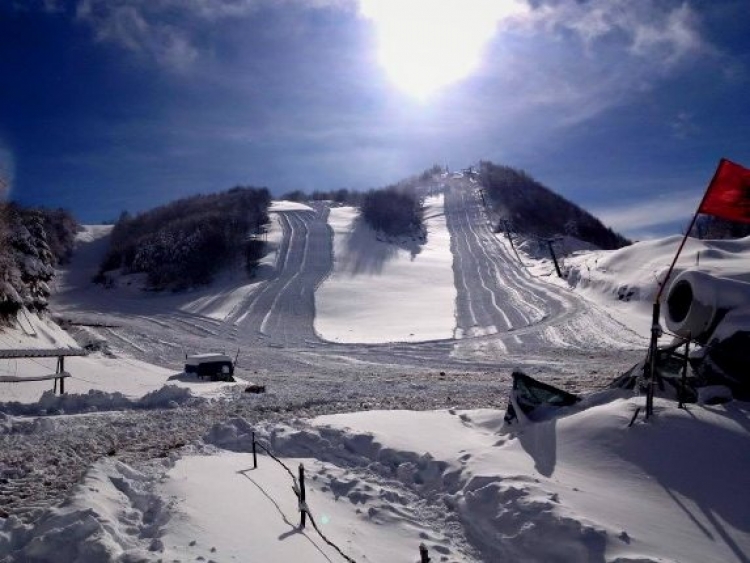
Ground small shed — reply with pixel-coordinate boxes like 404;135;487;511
184;353;234;381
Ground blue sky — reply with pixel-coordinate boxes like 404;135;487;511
1;0;748;238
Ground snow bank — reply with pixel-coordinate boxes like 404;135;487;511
315;195;456;343
512;234;750;338
0;458;171;561
309;401;750;563
0;348;242;405
0;384;196;416
8;398;749;562
158;451;468;563
0;312;78;352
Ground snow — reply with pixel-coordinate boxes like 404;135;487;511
5;397;748;562
0;310;241;408
510;234;750;339
159;452;465;563
3;183;750;562
270;200;315;213
0;311;78;352
315;195;456;343
312;400;750;562
0;306;242;408
55;216;284;325
712;307;750;342
0;353;243;407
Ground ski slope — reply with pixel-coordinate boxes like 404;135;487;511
443;179;647;359
315;195;456;343
46;177;649;384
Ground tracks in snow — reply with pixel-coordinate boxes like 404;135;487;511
444;181;645;354
52;186;644;375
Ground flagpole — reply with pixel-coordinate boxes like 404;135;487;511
654;160;725;304
644;159;725;418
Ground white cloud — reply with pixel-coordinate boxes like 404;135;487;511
73;0;354;71
629;3;705;66
530;0;707;67
76;1;199;70
592;193;701;233
671;111;699;139
454;0;715;130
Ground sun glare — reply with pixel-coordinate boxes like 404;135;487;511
359;0;528;99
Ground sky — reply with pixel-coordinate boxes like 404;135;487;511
1;0;748;238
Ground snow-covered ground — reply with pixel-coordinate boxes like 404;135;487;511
513;233;750;337
315;195;456;343
311;399;750;562
0;305;242;408
4;396;748;562
3;184;749;562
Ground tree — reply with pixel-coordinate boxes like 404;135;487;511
361;187;423;237
98;187;271;290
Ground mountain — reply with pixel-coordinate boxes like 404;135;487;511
478;161;630;250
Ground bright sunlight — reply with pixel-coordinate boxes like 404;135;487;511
359;0;528;99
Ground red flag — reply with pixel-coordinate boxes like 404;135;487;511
698;158;750;224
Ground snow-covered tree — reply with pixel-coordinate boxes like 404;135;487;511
0;204;72;319
99;186;271;290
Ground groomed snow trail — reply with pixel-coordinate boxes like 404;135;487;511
443;179;646;356
229;206;333;347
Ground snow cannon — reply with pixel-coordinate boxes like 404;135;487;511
664;270;750;343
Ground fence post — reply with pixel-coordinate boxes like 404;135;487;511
299;464;306;529
419;543;430;562
252;432;257;469
59;356;65;394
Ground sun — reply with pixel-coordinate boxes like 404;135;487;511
359;0;528;99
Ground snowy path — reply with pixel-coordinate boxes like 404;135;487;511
315;197;456;343
446;186;549;337
443;179;646;356
227;206;333;347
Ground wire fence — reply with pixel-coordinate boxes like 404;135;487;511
250;433;433;563
252;434;358;563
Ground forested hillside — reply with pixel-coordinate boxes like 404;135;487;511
360;187;423;238
479;162;630;250
358;166;445;238
98;187;270;291
0;204;79;319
